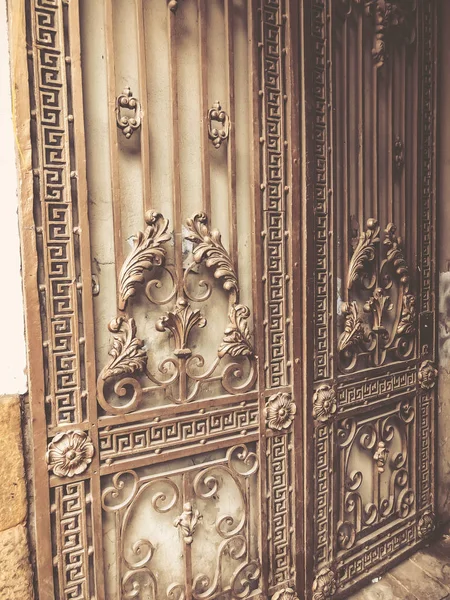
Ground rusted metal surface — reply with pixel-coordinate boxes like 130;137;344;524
16;0;437;599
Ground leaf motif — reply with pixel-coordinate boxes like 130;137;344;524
218;304;254;358
156;299;206;352
185;212;238;295
101;316;147;380
397;293;416;336
384;222;409;285
347;218;380;289
338;301;364;352
119;211;171;310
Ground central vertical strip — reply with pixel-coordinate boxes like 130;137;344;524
136;0;152;215
225;0;239;274
105;0;124;289
168;4;183;296
198;0;211;216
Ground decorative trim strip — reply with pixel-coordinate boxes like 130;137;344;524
99;402;259;468
53;482;92;599
337;366;416;409
29;0;85;427
311;0;332;381
261;0;290;388
336;520;416;589
267;433;295;588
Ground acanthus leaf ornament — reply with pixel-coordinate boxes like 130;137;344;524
418;510;436;539
97;316;146;414
185;212;238;296
363;0;416;69
99;209;256;411
156;298;206;358
313;385;337;423
338;301;365;353
116;86;141;139
186;212;255;359
397;294;416;335
384;223;409;285
418;360;438;390
347;218;380;289
173;502;202;545
272;589;299;600
264;392;296;431
312;568;337;600
118;211;171;310
340;219;416;371
101;316;147;379
218;304;254;358
46;430;94;478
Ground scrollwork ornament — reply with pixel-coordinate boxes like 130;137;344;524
418;360;438;390
173;502;202;544
264;392;296;431
207;101;230;149
418;510;436;539
272;588;299;600
313;385;337;423
312;568;337;600
116;86;141;139
46;430;94;478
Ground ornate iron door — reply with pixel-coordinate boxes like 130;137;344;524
303;1;438;598
21;1;301;599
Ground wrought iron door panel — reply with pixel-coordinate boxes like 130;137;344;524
23;0;300;599
305;1;438;598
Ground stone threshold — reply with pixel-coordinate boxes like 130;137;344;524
347;534;450;600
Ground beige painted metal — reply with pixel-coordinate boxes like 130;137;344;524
14;1;439;600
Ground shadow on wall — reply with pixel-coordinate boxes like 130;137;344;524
439;272;450;524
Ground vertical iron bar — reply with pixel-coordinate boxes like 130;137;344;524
68;0;106;596
136;0;152;214
358;11;364;229
401;45;406;243
373;64;379;221
388;56;394;224
105;0;124;291
198;0;211;216
343;18;349;297
225;0;238;274
168;4;184;297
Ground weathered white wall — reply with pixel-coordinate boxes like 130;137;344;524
0;0;27;395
